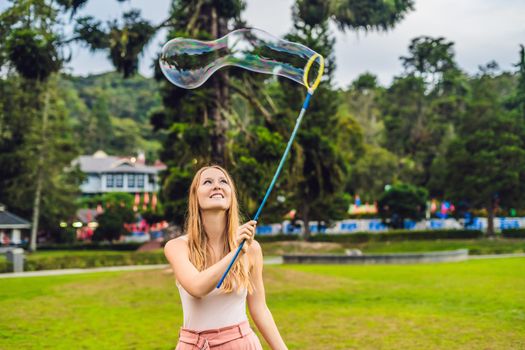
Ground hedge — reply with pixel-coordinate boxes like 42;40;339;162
256;234;301;243
0;251;166;273
296;229;482;243
30;242;143;251
502;228;525;239
0;259;10;273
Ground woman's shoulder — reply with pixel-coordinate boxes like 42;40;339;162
164;235;189;252
249;239;262;253
247;239;263;262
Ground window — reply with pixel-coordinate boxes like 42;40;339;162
137;174;144;188
106;174;114;188
128;174;135;188
115;174;124;188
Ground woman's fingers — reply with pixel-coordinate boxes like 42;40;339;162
237;232;250;243
237;232;253;251
245;220;257;234
236;220;257;254
242;228;255;241
241;220;257;229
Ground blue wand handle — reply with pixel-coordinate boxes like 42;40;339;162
216;92;313;288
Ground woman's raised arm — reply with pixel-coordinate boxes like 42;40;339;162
164;237;241;298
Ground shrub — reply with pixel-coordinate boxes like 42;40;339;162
0;259;10;273
23;251;166;271
378;183;428;229
34;242;143;251
502;228;525;239
309;229;483;243
256;234;300;243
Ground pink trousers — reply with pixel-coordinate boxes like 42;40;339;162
175;320;263;350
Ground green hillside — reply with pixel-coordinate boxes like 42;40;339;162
59;72;163;160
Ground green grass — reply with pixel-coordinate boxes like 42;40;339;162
351;239;525;255
1;239;522;272
0;258;524;349
261;239;525;256
24;239;525;258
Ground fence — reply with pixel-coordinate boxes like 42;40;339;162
255;217;525;235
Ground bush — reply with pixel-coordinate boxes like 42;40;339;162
94;205;135;241
0;259;10;273
305;229;482;243
378;183;428;229
502;228;525;239
345;213;379;219
256;234;300;243
34;242;143;251
23;251;166;271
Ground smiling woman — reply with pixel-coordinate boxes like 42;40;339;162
164;165;288;350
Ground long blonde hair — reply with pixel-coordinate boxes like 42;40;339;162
185;165;253;293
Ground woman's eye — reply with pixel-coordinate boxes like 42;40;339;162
221;179;228;184
203;180;211;184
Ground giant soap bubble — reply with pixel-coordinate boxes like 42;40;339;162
159;28;324;90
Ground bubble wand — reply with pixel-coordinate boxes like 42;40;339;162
158;28;325;288
216;54;323;288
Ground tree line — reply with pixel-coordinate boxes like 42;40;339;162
1;0;524;249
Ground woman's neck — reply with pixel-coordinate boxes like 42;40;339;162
201;210;227;247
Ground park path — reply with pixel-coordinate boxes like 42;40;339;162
0;257;284;279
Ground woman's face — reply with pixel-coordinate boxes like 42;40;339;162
196;167;232;212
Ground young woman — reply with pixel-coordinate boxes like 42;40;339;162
164;165;288;350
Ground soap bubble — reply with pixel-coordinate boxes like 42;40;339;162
159;28;323;89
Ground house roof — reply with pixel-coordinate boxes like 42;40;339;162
74;151;166;175
0;205;31;229
77;209;100;223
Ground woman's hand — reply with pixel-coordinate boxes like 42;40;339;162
236;220;257;254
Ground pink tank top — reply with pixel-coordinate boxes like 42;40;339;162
176;236;248;331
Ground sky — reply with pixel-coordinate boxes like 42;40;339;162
7;0;525;87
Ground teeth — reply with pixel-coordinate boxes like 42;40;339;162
211;194;223;198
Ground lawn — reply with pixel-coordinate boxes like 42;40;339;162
349;239;525;255
1;258;524;349
261;239;525;256
1;239;523;272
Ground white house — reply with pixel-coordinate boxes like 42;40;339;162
74;150;166;195
0;204;31;245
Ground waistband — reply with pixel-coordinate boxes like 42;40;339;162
178;320;253;349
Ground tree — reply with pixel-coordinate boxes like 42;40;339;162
75;1;244;166
443;64;525;235
350;145;398;202
342;73;385;146
378;183;428;229
59;72;163;158
296;0;415;32
381;36;466;187
152;1;245;224
0;1;82;250
276;9;351;239
401;36;457;87
506;44;525;121
274;0;414;239
93;204;134;242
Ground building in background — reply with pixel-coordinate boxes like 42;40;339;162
0;204;31;246
72;151;167;242
74;150;166;195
